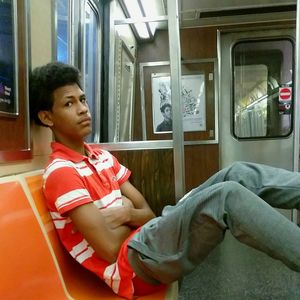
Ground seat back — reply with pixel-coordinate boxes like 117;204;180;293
0;176;67;300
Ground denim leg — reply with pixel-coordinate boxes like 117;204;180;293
128;181;300;284
185;161;300;209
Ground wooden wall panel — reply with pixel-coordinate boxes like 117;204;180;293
112;149;175;216
184;144;219;192
137;30;170;63
181;27;217;59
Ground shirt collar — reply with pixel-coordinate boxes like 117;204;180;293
50;142;99;162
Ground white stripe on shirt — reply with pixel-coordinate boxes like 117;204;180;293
93;190;123;209
93;152;114;173
55;188;90;211
70;239;89;258
115;165;127;181
50;211;71;229
111;264;121;294
76;246;95;263
103;263;121;293
43;159;75;181
75;161;93;177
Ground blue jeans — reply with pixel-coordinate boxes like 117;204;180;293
128;162;300;284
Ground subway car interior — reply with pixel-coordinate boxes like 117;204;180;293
1;0;300;299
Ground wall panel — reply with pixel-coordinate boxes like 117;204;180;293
112;149;175;216
135;27;220;194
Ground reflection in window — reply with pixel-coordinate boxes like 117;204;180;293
232;39;294;139
114;36;135;141
56;0;69;63
84;1;100;142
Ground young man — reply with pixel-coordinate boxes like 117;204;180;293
30;62;300;300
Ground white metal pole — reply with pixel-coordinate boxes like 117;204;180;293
293;0;300;222
167;0;186;200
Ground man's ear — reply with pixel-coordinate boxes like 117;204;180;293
38;111;54;127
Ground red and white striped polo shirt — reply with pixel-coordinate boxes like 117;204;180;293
43;142;138;299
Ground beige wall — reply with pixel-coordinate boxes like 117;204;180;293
0;0;53;177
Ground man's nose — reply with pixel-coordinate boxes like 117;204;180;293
78;101;88;113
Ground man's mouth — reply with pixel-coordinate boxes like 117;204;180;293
79;117;92;124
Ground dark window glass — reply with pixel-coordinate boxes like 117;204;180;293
84;1;100;142
232;39;294;139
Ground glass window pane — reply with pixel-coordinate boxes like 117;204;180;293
84;1;99;142
56;0;69;63
232;39;294;139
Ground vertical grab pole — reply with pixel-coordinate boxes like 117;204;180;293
293;0;300;223
167;0;185;200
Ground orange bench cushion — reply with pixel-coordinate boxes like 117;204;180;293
0;179;66;299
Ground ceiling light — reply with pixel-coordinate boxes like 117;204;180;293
121;0;166;40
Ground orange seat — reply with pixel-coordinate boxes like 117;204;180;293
23;171;176;300
0;177;67;300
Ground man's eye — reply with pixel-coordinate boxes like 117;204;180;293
65;102;72;107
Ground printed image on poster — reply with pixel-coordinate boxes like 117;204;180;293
0;0;17;116
152;74;206;133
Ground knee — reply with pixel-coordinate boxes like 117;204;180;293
225;161;254;180
221;181;245;199
222;180;242;190
221;181;257;216
227;161;246;173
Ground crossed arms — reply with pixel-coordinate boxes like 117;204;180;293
68;180;155;263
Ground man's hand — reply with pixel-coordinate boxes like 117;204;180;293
100;205;131;229
122;195;134;208
99;196;135;229
120;181;155;227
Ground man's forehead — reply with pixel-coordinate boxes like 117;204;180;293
53;84;84;98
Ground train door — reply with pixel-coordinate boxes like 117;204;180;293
219;28;295;219
219;28;295;169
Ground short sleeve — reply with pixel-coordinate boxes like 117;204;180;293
104;151;131;185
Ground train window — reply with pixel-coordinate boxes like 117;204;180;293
110;0;170;142
232;38;294;139
82;0;101;143
56;0;69;63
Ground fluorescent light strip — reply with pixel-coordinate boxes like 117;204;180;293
122;0;167;39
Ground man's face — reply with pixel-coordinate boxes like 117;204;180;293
46;84;92;143
163;106;172;121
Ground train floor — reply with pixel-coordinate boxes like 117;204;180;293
178;232;300;300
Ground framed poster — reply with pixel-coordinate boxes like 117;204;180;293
0;0;18;117
152;73;206;134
